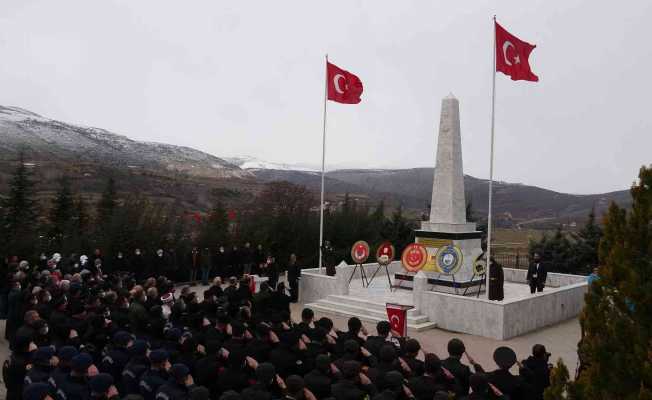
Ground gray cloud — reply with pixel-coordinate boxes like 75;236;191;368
0;0;650;194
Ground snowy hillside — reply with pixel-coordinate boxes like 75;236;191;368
225;156;319;172
0;106;251;179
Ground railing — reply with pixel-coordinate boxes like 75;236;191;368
493;252;530;269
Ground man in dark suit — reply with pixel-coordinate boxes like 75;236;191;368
527;253;547;294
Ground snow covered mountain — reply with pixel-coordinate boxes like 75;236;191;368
225;156;319;172
0;106;250;179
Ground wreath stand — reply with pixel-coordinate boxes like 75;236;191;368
348;263;369;288
462;272;486;298
367;262;392;288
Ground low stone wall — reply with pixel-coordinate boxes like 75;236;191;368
419;290;505;339
501;282;587;338
415;274;588;339
299;261;404;304
299;261;588;340
502;268;587;288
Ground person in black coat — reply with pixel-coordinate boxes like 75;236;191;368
486;346;529;400
131;249;147;281
526;253;548;294
241;242;254;275
3;334;33;400
112;252;128;274
229;246;242;278
286;254;301;303
331;360;377;400
408;353;458;400
214;246;227;280
488;258;504;301
200;248;212;286
304;354;339;399
441;339;482;398
519;344;552;400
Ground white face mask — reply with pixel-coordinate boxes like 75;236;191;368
162;305;172;320
118;254;123;259
40;327;49;335
43;295;51;303
135;250;141;256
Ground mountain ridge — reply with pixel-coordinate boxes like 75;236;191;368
0;105;632;226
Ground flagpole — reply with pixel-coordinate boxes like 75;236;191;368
318;54;328;273
486;16;496;299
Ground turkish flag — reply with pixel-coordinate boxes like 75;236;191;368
327;62;363;104
386;304;408;337
495;22;539;82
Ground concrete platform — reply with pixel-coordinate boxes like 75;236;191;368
306;278;436;331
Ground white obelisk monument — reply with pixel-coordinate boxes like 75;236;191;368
415;94;484;291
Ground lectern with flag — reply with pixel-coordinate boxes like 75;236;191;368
386;303;413;337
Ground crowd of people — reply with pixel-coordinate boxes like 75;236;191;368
2;251;553;400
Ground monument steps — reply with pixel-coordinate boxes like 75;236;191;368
306;295;436;332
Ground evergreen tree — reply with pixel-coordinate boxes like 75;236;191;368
544;359;580;400
1;152;39;258
48;176;75;253
97;176;117;225
199;201;229;248
71;195;90;253
95;176;118;250
576;165;652;398
529;227;574;273
570;208;603;274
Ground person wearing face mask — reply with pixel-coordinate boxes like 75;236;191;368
5;279;23;341
12;311;42;351
79;255;90;272
32;320;52;347
35;291;53;320
214;246;227;280
200;248;212;286
112;251;127;274
128;286;149;338
131;249;146;281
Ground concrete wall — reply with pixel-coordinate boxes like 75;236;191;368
502;268;587;288
299;261;404;304
420;290;505;339
299;261;588;340
501;282;587;338
416;280;587;339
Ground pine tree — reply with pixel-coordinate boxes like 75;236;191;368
570;208;603;274
199;201;228;248
576;165;652;398
1;152;39;258
544;359;581;400
48;176;75;253
95;176;118;250
97;176;117;224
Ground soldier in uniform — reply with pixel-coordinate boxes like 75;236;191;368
100;331;132;383
24;347;55;386
56;352;94;400
120;340;150;395
139;350;171;400
154;364;196;400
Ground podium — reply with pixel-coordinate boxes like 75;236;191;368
385;303;414;337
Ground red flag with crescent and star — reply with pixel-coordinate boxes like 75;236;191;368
495;22;539;82
327;62;363;104
386;304;408;337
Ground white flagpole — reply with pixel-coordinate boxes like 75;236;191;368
486;16;497;298
318;54;329;273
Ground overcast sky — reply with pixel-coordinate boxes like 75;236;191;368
1;1;651;194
